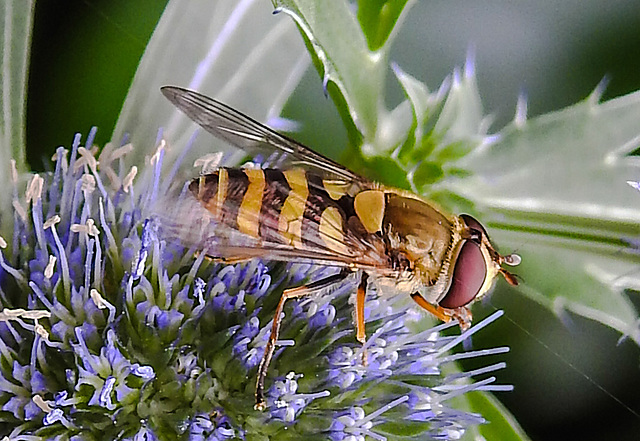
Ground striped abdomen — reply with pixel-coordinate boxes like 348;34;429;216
188;167;362;255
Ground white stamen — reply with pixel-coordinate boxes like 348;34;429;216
97;142;115;166
43;215;61;229
0;308;51;321
71;219;100;237
150;140;166;165
25;174;44;204
10;159;18;183
51;147;68;162
34;322;49;339
0;236;6;249
81;174;96;193
32;394;53;412
87;219;100;236
90;289;108;309
74;147;98;172
122;166;138;192
104;167;121;190
12;200;27;222
110;143;133;160
44;255;57;279
194;152;224;173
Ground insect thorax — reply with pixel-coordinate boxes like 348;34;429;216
381;193;457;299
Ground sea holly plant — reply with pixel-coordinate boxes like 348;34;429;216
273;0;640;342
0;1;526;440
1;0;638;440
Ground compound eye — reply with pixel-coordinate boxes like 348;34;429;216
439;241;487;309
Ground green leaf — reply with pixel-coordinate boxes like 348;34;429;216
357;0;412;51
112;0;310;172
390;62;488;192
494;228;640;341
392;62;434;160
272;0;381;141
412;161;443;190
364;156;411;188
443;87;640;343
433;67;486;147
272;0;413;155
0;0;34;171
0;0;34;240
463;391;532;441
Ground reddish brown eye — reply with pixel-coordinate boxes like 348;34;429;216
439;241;487;308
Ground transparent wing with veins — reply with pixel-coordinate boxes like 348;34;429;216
161;86;368;183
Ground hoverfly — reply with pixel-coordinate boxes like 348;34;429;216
160;86;520;410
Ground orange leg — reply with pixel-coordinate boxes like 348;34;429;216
355;272;368;344
410;293;473;331
355;272;368;365
255;269;350;411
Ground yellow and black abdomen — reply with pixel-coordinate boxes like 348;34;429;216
188;168;360;256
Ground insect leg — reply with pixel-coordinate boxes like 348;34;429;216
195;249;253;264
450;306;473;331
355;272;368;344
410;292;451;321
410;292;473;331
255;268;351;411
355;272;368;365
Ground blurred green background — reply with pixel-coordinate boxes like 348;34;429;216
27;1;640;440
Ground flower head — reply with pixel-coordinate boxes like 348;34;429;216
0;131;511;440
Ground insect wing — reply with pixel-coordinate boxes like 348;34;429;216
161;86;366;183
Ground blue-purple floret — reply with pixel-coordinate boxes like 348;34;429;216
189;411;243;440
0;131;511;440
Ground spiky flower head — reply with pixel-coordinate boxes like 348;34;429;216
0;129;511;440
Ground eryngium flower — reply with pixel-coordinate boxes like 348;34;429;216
0;130;511;440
